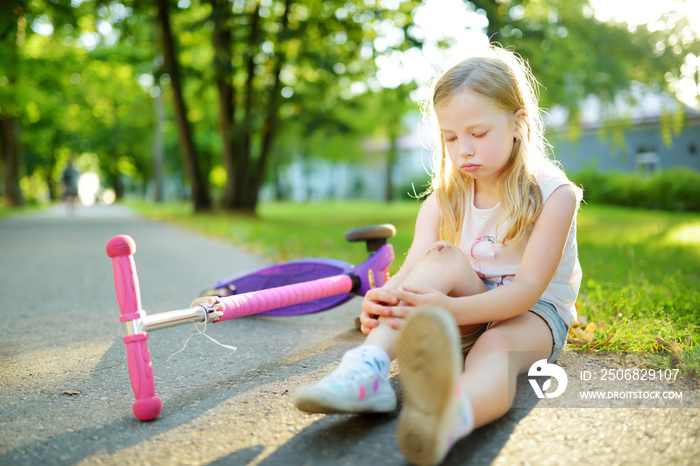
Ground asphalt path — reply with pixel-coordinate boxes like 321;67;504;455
0;203;698;465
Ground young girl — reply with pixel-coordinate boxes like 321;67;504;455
294;46;582;466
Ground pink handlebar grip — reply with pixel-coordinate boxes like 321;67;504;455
218;274;354;320
106;235;162;421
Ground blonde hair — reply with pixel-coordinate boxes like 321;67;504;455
426;46;568;246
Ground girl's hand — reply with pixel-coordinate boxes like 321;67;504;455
389;285;450;318
359;288;399;335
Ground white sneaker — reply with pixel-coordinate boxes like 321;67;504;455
294;346;396;414
396;307;463;466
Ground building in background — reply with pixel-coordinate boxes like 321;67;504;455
261;116;435;202
546;89;700;174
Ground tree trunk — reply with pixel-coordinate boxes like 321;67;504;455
255;0;292;198
156;0;211;212
111;170;124;200
0;115;25;207
229;2;260;213
152;86;165;203
47;134;58;200
1;5;25;207
209;0;237;208
218;0;291;213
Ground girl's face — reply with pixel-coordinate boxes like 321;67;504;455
436;89;521;188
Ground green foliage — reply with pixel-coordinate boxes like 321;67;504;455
0;0;159;201
470;0;700;123
571;168;700;211
647;169;700;211
2;0;699;212
200;0;423;208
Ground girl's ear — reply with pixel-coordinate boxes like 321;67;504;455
513;109;528;141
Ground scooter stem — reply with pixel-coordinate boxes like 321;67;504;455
106;235;162;421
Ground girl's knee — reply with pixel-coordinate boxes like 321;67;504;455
425;241;468;264
428;241;455;254
420;241;483;295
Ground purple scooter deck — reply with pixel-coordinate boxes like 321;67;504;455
213;258;354;316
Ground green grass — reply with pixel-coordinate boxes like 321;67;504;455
130;200;700;376
0;205;12;219
129;200;421;275
575;204;699;374
0;203;43;219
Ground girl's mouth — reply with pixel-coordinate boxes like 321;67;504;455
461;164;481;172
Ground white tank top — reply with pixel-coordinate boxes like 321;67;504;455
459;173;582;325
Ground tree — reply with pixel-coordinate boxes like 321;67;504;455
206;0;421;211
0;2;27;206
0;0;82;205
467;0;699;121
0;0;159;205
157;0;211;211
2;0;697;210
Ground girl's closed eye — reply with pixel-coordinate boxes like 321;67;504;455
473;131;488;138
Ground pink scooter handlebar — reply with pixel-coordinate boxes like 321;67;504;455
215;240;395;319
218;274;355;320
106;235;162;421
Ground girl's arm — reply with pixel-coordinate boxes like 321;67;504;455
386;192;441;288
358;193;440;333
393;184;578;326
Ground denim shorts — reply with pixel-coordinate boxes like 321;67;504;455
460;323;489;356
461;283;568;364
528;299;568;363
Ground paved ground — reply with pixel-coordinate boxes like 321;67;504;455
0;203;698;465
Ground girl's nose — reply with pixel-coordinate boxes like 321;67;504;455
460;139;474;157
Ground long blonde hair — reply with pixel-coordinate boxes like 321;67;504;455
427;47;566;246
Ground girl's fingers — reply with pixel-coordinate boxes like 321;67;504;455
359;312;376;323
394;286;442;308
391;289;418;307
389;319;404;330
359;312;379;335
363;300;395;317
359;311;380;328
388;305;412;318
367;288;400;306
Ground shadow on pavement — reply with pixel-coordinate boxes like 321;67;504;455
238;374;539;465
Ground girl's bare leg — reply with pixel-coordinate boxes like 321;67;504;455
364;241;486;359
460;311;553;427
395;307;554;464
